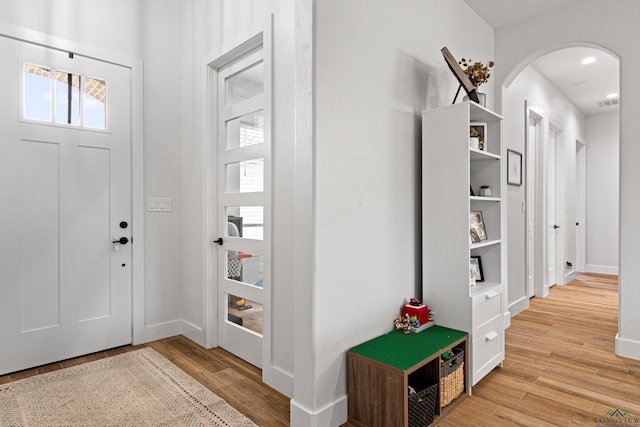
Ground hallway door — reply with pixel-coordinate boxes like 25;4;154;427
547;128;559;287
213;47;270;368
0;37;132;374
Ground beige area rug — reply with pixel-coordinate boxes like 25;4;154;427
0;347;258;427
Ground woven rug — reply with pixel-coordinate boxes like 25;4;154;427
0;347;258;427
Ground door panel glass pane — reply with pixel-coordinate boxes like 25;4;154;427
24;64;52;121
84;76;107;129
225;208;263;240
55;71;80;125
227;293;263;336
226;111;264;150
226;250;264;287
226;61;263;106
226;158;264;193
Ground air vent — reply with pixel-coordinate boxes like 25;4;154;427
594;96;620;108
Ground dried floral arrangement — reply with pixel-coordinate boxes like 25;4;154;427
458;58;495;88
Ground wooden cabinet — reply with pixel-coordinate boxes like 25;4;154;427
347;326;468;427
421;102;508;388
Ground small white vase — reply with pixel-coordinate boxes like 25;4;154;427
479;187;491;197
470;137;480;149
464;92;486;107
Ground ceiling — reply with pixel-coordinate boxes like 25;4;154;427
463;0;619;117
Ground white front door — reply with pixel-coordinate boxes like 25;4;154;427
214;48;269;368
0;37;132;375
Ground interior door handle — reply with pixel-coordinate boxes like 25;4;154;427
553;225;560;229
112;236;129;245
213;237;223;245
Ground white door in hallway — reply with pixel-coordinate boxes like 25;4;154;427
0;37;132;375
213;47;270;368
547;128;559;287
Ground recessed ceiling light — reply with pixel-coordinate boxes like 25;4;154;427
606;93;618;99
581;56;596;65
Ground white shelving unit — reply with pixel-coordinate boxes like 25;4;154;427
421;102;508;388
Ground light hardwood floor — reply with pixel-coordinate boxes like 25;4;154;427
1;273;638;426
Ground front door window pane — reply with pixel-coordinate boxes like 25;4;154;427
24;64;52;122
84;77;107;129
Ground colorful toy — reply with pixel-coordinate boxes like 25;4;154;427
394;313;412;334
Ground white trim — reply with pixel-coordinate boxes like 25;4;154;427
290;396;348;427
0;22;147;347
508;295;530;317
615;333;640;360
586;264;619;276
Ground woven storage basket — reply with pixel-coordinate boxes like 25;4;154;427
408;381;438;427
440;349;464;407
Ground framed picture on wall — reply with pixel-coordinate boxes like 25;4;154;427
470;211;487;242
470;256;484;282
507;149;523;186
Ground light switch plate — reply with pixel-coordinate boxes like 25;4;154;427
147;197;172;212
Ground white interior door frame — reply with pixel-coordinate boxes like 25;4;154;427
525;101;548;298
0;23;146;344
548;119;565;287
575;139;587;273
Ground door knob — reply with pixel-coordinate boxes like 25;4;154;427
213;237;223;245
112;237;129;245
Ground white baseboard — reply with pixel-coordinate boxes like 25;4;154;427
180;319;206;347
263;364;294;398
562;270;576;284
586;264;618;275
615;333;640;361
290;395;348;427
133;320;181;345
508;296;529;318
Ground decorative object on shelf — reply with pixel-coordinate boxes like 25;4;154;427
479;185;491;197
507;149;523;186
470;211;487;241
470;263;477;286
459;57;494;108
394;313;413;334
469;122;487;150
441;47;479;104
469;186;475;196
470;256;484;282
403;300;435;332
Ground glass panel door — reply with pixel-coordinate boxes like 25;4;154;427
216;48;269;368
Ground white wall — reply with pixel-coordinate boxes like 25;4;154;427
503;65;586;315
494;0;640;360
586;112;619;275
308;0;494;424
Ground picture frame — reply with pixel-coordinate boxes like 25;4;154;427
470;211;487;242
507;149;523;186
470;256;484;282
441;47;479;103
469;122;487;151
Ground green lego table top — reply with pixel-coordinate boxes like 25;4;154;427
349;325;467;371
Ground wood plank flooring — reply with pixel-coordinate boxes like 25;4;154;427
435;273;640;427
2;273;638;426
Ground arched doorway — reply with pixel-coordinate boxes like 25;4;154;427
500;43;620;343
